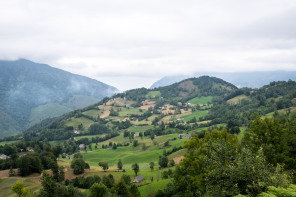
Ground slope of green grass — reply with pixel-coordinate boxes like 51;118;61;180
82;109;102;119
0;178;41;197
118;108;146;117
80;133;187;169
146;91;161;98
227;95;250;105
0;140;20;146
180;110;208;122
127;125;154;133
139;178;171;197
187;96;213;105
65;117;94;131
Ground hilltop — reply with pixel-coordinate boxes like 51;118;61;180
151;71;296;89
0;59;118;137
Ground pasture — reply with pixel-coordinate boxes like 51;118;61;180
146;91;161;98
179;110;208;122
187;96;213;105
227;95;250;105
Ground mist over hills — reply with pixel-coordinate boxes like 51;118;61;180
0;59;118;137
150;71;296;89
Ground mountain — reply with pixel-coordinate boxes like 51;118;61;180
22;76;238;140
0;59;118;137
150;71;296;89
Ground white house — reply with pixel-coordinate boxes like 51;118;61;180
133;175;144;183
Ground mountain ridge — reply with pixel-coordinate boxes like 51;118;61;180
150;71;296;89
0;59;118;137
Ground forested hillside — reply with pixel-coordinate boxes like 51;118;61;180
0;59;118;137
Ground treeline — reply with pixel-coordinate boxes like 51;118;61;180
22;120;112;142
201;80;296;127
16;168;141;197
155;115;296;196
0;141;61;176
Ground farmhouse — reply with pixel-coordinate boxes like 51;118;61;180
0;154;9;160
185;134;191;138
179;134;191;139
79;144;85;150
134;132;140;137
73;130;80;134
133;175;144;183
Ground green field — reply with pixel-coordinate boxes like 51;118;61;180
139;178;171;196
127;125;154;133
79;133;187;168
146;91;161;98
237;127;247;140
82;109;102;118
0;178;41;197
0;140;20;146
65;117;95;131
175;110;208;122
187;96;213;105
227;95;250;105
118;108;146;117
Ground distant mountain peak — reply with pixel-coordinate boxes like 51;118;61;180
0;59;118;137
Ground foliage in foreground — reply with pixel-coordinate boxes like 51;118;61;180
157;116;296;196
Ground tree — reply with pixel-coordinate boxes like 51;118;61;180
58;166;65;183
149;162;154;170
150;131;155;140
130;184;141;197
102;174;115;188
142;143;146;151
71;158;89;175
11;181;24;197
163;128;291;196
133;140;138;147
49;161;59;182
98;162;109;172
169;159;175;167
17;155;42;176
117;159;123;170
131;163;139;176
158;155;168;168
114;181;130;197
242;114;292;168
89;183;107;197
9;167;16;177
121;174;131;185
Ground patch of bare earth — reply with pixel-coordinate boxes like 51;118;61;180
0;169;10;179
139;99;156;110
0;169;42;184
106;98;135;107
100;110;110;118
98;105;111;111
173;156;184;164
181;109;192;114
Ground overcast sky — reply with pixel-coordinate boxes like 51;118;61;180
1;0;296;90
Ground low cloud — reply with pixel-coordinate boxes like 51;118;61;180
0;0;296;90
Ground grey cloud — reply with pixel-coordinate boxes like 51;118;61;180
1;0;296;90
